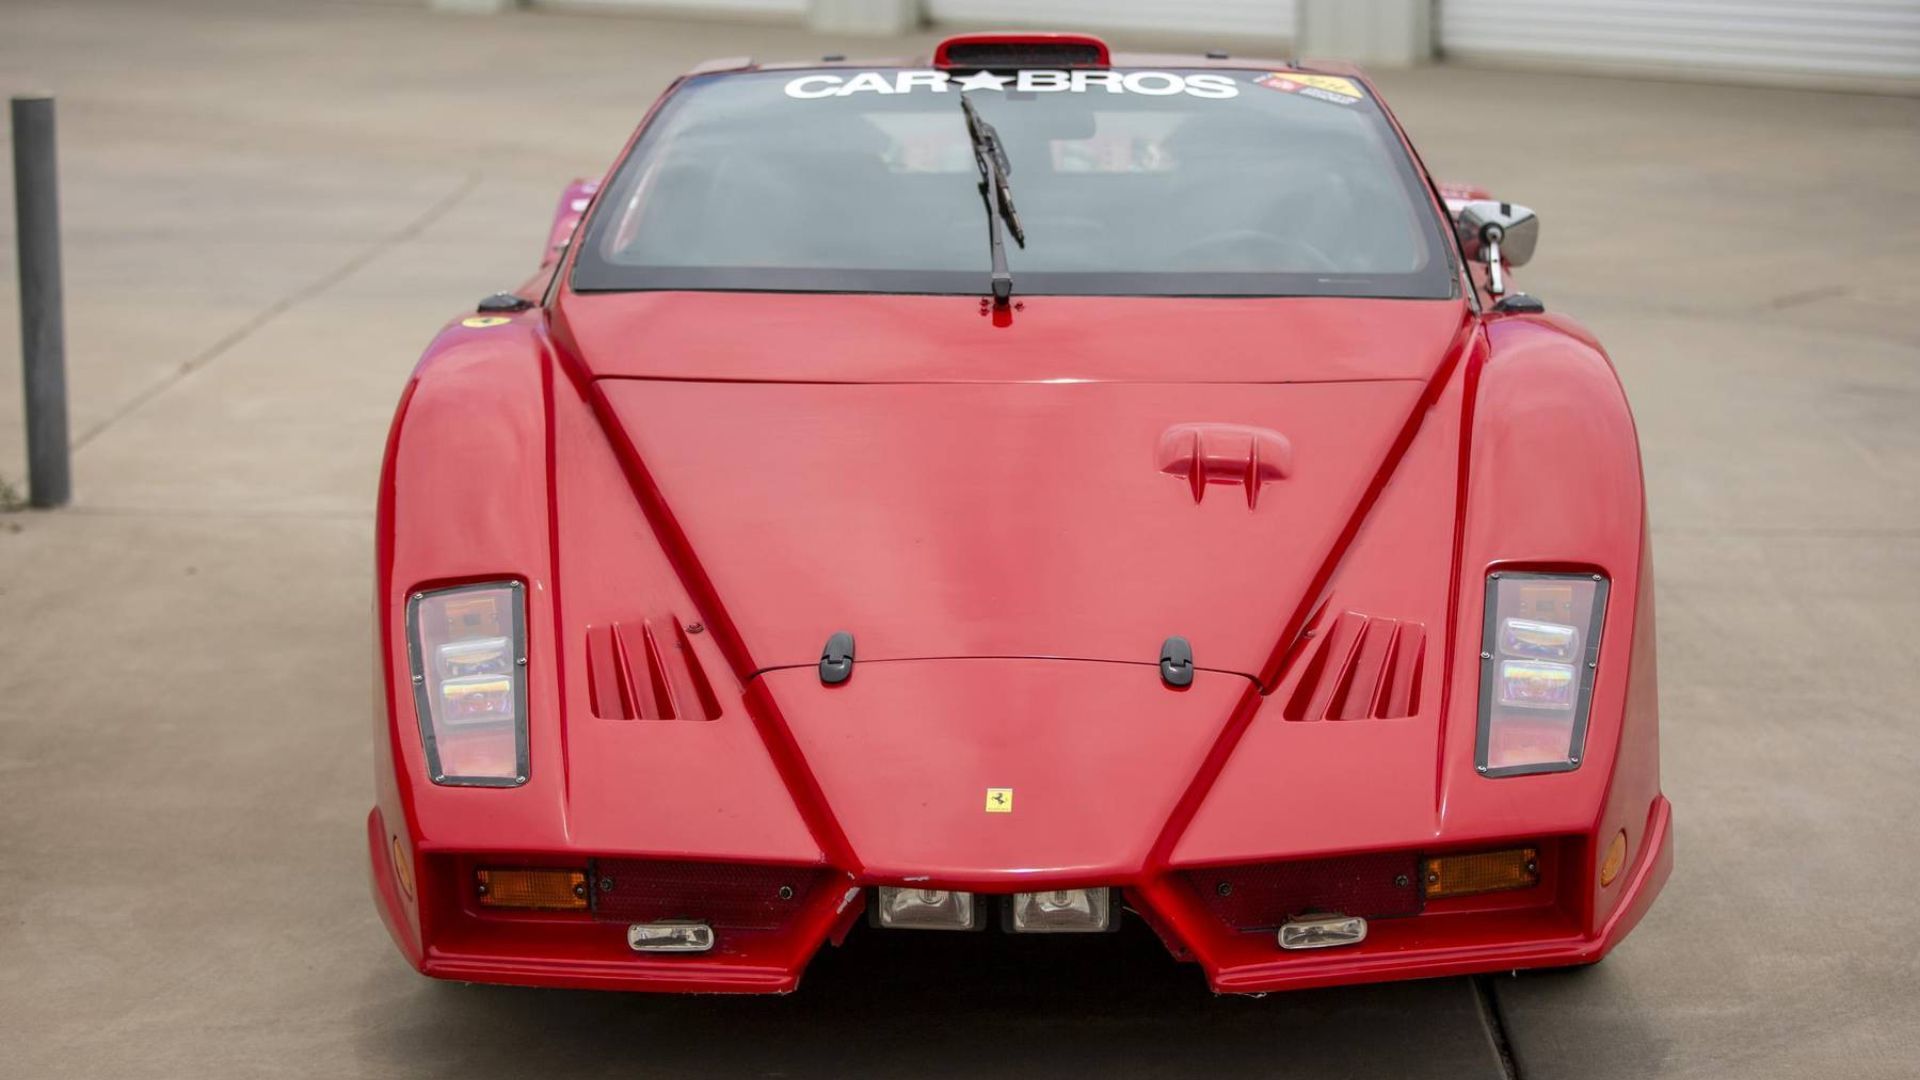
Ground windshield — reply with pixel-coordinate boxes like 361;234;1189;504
572;68;1455;299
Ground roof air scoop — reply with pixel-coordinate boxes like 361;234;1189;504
933;33;1111;70
1156;423;1293;509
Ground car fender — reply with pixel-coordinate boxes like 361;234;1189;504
1446;311;1664;937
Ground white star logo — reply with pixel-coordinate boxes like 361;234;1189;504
955;70;1011;92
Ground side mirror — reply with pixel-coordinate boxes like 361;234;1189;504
542;177;600;269
1453;200;1538;296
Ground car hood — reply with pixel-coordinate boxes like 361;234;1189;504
556;291;1468;684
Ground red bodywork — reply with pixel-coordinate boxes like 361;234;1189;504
369;44;1669;994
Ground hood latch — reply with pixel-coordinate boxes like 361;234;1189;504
1160;636;1194;687
820;631;856;685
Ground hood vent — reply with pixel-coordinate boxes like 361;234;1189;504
1284;611;1424;721
585;618;722;721
1157;422;1293;509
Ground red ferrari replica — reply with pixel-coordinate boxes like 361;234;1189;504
369;33;1670;995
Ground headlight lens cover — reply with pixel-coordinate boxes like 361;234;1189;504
406;582;528;786
1477;571;1608;776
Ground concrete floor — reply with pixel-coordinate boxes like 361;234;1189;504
1;1;1917;1076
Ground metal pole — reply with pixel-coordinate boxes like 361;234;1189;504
12;94;71;508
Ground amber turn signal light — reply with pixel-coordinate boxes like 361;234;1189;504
390;836;415;900
1600;831;1628;887
1422;847;1540;899
475;867;589;910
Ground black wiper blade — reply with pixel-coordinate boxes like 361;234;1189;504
961;95;1025;247
960;93;1024;306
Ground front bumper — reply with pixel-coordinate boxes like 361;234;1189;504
368;797;1671;995
1168;797;1672;993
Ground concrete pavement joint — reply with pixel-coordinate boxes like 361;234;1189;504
69;170;483;452
1651;526;1920;539
58;506;373;520
1473;975;1523;1080
1762;285;1851;310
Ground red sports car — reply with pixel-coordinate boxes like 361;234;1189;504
369;33;1670;994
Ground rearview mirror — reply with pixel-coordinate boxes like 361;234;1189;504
1453;200;1538;295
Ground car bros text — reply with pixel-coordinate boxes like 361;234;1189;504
784;70;1242;99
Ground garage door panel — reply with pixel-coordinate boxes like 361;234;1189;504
1441;0;1920;82
927;0;1296;42
536;0;806;17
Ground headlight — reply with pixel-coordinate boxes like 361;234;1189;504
1476;571;1608;776
406;581;528;786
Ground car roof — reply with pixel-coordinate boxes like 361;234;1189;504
680;43;1367;81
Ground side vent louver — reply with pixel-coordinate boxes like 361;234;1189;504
585;618;722;721
1284;611;1424;722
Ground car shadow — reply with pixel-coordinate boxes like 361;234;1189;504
353;918;1511;1078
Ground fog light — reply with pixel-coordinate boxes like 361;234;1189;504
474;867;588;911
875;887;977;930
1422;847;1540;899
1279;913;1368;950
627;921;714;953
1009;888;1112;933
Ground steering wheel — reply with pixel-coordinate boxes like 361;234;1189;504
1171;229;1342;273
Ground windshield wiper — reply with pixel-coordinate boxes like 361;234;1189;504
960;93;1025;306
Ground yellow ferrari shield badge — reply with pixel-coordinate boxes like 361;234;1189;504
985;787;1013;813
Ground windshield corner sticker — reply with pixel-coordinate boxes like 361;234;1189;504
1255;72;1365;105
785;70;1240;99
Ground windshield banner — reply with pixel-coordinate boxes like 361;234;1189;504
784;70;1242;100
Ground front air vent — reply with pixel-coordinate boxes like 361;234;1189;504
1284;611;1424;721
584;618;721;721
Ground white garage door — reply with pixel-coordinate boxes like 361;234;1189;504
926;0;1297;44
536;0;806;18
1440;0;1920;85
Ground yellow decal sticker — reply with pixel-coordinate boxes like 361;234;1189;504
1292;74;1364;98
984;787;1014;813
461;315;513;329
1255;72;1365;106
